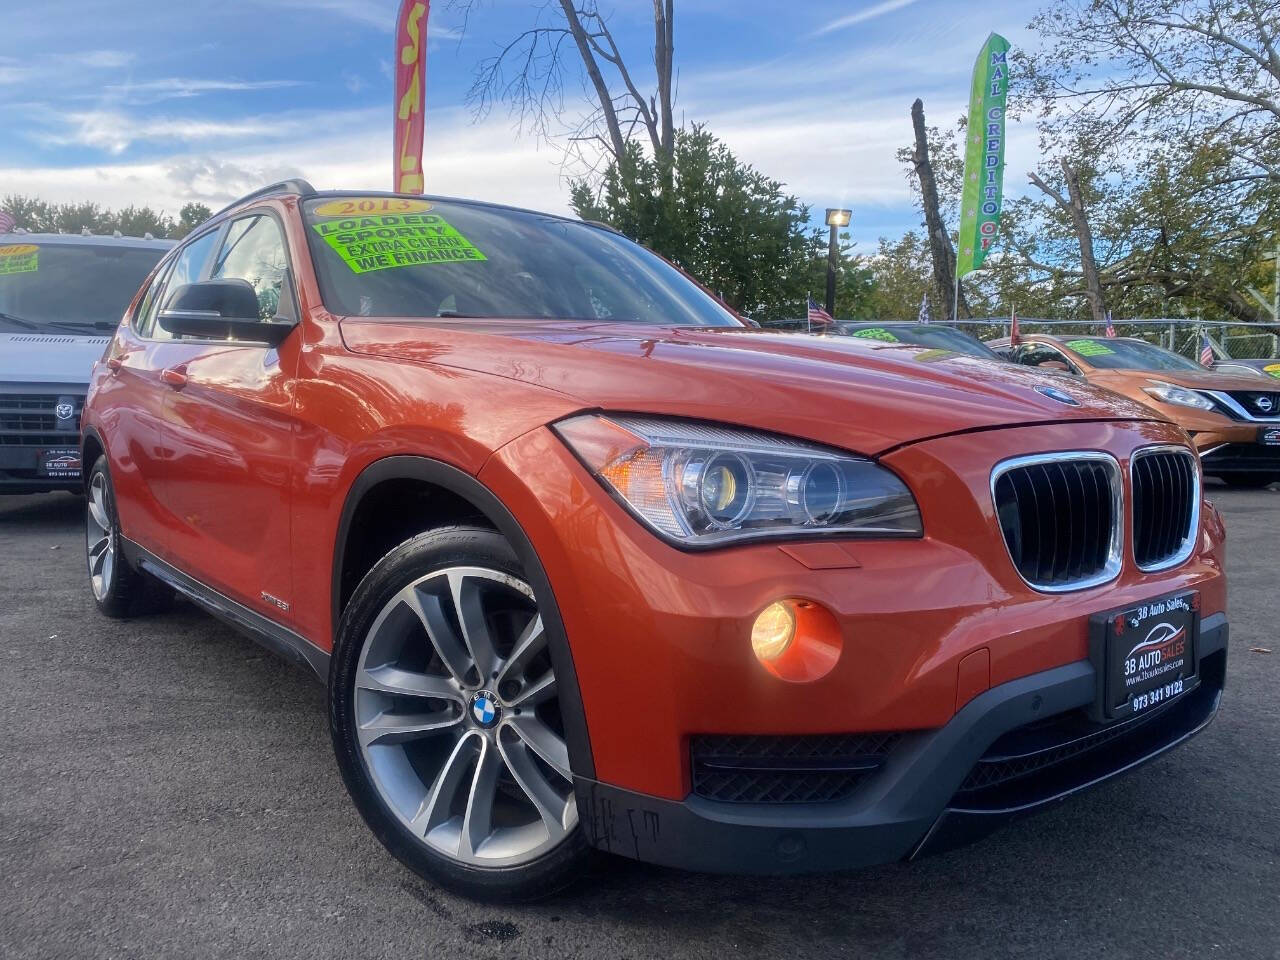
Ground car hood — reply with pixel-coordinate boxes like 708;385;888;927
0;332;110;386
340;319;1164;455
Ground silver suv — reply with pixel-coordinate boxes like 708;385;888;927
1;232;172;494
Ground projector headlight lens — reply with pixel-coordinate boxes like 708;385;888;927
554;415;922;546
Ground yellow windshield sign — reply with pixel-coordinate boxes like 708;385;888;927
313;197;433;218
0;244;38;276
312;213;485;274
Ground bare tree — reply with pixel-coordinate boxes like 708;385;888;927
909;99;969;321
454;0;676;178
1027;159;1108;323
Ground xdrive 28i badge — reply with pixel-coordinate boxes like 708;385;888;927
1035;384;1080;406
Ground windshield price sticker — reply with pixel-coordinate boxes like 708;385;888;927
1065;338;1114;357
0;244;39;276
312;213;486;274
851;328;900;343
1265;363;1280;380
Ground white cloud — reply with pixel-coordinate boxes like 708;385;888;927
0;109;573;217
102;78;306;102
812;0;921;37
64;50;136;69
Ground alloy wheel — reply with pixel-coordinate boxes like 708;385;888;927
353;566;577;867
86;471;115;601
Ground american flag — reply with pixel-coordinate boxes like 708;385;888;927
1199;334;1214;367
1104;311;1116;338
806;295;834;329
918;293;931;324
0;210;15;233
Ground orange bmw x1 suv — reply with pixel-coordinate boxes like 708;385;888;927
82;181;1228;900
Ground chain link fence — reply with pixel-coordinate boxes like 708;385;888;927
950;318;1280;361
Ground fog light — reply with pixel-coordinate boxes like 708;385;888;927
750;598;842;683
751;601;796;661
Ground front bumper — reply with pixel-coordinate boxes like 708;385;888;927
1200;441;1280;477
576;614;1226;873
0;386;85;493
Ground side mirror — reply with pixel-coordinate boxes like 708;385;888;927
157;279;293;345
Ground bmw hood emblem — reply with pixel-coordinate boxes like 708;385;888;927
1035;384;1080;407
470;691;500;728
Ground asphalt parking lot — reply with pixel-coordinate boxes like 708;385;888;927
1;486;1278;960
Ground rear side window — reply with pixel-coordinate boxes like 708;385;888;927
210;215;294;321
150;230;219;341
133;258;174;337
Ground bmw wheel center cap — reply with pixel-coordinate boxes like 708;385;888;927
470;691;500;728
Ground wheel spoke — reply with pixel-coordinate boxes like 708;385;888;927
507;670;557;708
505;714;571;777
355;664;460;702
495;614;546;691
410;733;479;837
87;492;109;532
100;549;114;588
358;708;460;747
449;572;500;682
498;730;574;835
89;537;110;576
460;736;501;858
399;583;475;686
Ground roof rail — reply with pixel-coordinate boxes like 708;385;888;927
210;178;317;220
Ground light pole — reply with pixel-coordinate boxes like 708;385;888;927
824;208;851;317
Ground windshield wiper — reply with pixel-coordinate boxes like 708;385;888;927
0;310;40;331
47;319;118;331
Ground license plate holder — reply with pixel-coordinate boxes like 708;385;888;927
39;446;82;479
1260;426;1280;446
1088;590;1199;722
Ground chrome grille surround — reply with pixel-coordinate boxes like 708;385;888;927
990;451;1124;593
1130;444;1200;572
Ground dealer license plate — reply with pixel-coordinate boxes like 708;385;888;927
1089;590;1198;721
1260;426;1280;446
40;447;82;479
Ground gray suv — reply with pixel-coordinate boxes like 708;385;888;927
0;232;172;494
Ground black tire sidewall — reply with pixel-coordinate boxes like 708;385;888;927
328;525;590;902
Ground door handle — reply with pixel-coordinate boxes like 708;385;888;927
161;366;188;389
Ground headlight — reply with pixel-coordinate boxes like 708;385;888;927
1142;382;1215;411
553;414;923;546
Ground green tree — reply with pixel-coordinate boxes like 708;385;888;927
1013;0;1280;324
570;126;821;322
1;194;193;238
175;202;213;238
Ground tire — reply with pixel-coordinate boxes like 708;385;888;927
329;526;591;902
1219;474;1277;489
85;455;171;618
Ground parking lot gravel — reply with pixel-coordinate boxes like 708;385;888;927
1;485;1277;960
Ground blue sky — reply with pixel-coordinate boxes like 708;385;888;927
0;0;1044;251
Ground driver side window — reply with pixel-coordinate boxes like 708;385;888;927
211;214;295;323
141;230;219;340
1016;344;1077;373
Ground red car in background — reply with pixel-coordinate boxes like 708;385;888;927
82;181;1228;900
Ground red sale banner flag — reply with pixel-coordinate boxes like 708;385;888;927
394;0;429;193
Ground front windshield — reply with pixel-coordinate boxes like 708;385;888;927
302;196;741;326
839;324;1001;360
0;241;165;332
1063;337;1204;372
